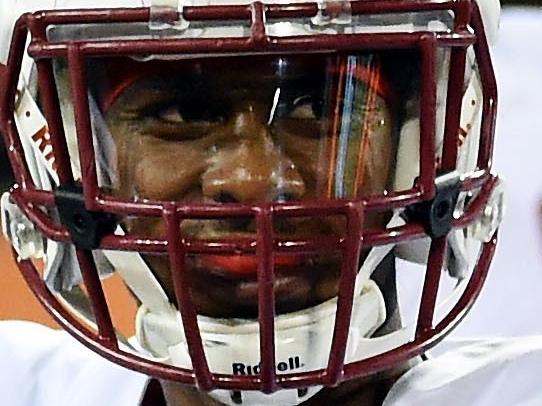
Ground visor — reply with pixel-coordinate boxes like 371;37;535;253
66;52;415;283
86;52;415;204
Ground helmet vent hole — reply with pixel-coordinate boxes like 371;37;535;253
297;388;309;398
435;199;451;219
230;390;243;404
25;111;31;118
72;213;87;232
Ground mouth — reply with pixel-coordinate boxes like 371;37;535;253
197;253;304;277
135;218;344;318
135;247;338;318
186;255;341;318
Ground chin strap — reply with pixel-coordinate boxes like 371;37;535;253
136;279;387;406
132;262;433;406
97;207;482;406
116;241;394;406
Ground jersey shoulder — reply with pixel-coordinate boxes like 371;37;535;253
0;320;149;406
384;336;542;406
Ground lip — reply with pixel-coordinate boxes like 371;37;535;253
193;269;325;317
141;225;343;317
233;273;315;311
198;253;305;277
184;254;341;317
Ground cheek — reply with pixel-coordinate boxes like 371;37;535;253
356;109;395;230
107;120;133;196
358;109;395;196
106;113;209;201
274;129;332;198
109;127;208;201
133;141;207;200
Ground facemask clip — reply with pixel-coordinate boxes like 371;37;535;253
1;191;44;260
54;184;117;250
468;177;504;243
310;0;352;27
149;0;190;32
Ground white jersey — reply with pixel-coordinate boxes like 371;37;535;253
0;321;148;406
1;321;542;406
383;337;542;406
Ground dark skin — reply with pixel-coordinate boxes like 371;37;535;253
103;55;401;405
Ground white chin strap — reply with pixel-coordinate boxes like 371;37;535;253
102;233;405;406
137;279;386;406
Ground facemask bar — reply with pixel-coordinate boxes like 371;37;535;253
0;0;499;393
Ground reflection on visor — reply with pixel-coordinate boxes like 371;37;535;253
91;53;400;205
330;54;396;198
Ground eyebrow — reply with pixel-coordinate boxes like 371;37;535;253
108;66;326;114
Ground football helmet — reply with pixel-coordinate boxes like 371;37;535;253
0;0;503;404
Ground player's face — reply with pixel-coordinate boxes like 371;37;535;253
103;55;395;318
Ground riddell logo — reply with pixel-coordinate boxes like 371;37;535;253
31;126;56;171
232;356;304;375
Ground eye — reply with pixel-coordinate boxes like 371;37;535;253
289;102;315;119
287;95;322;120
154;100;226;124
158;105;185;124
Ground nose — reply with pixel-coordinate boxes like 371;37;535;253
201;102;306;203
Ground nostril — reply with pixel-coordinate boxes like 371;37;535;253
215;192;239;204
214;192;250;230
275;192;297;203
230;217;252;230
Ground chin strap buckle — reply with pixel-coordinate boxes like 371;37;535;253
1;192;44;260
149;0;190;32
468;177;505;243
310;0;352;27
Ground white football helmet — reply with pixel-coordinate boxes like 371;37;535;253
0;0;503;405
